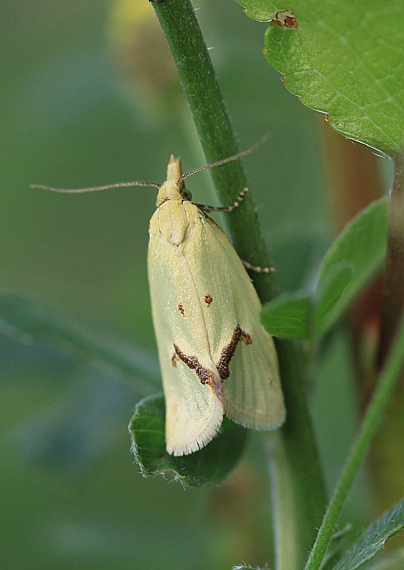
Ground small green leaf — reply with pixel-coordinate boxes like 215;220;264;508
314;262;354;338
261;291;314;339
314;198;389;338
261;200;388;341
331;499;404;570
237;0;277;21
129;394;248;486
238;0;404;155
361;548;404;570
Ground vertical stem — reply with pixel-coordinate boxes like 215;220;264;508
269;433;300;570
272;339;328;570
151;0;276;300
378;155;404;367
305;315;404;570
151;1;327;567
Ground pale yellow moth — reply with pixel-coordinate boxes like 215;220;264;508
32;151;285;456
148;156;285;455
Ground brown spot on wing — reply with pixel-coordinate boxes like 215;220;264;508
241;330;252;345
171;352;180;367
216;325;252;381
204;294;213;307
178;303;185;316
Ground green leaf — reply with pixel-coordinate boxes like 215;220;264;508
261;199;388;341
0;293;160;385
361;548;404;570
261;291;314;339
231;564;268;570
314;262;354;338
129;394;248;486
237;0;404;156
331;499;404;570
314;198;389;338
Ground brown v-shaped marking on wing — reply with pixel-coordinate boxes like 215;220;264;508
173;344;224;401
216;325;252;381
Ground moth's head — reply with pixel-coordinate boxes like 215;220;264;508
156;155;192;206
166;155;182;182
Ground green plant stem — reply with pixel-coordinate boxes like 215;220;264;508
378;155;404;367
304;314;404;570
273;339;328;570
152;1;327;568
151;0;275;301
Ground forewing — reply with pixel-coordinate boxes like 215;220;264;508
181;204;285;430
148;204;224;456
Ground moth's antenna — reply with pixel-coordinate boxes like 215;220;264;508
32;134;269;192
178;134;269;183
31;181;162;193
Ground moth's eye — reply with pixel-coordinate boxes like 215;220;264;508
181;186;192;201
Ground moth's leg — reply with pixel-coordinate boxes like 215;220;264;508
195;188;249;213
242;259;275;274
197;187;273;273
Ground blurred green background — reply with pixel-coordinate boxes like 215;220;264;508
0;0;380;568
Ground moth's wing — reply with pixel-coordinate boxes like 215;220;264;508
148;204;224;456
183;206;285;430
223;314;285;430
153;337;223;456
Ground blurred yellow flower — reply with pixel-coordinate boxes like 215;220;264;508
108;0;184;120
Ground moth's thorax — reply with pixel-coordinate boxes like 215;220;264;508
150;199;202;247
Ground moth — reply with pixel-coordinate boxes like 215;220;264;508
148;156;285;455
33;150;285;456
